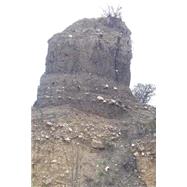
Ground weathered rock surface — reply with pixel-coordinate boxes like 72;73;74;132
34;17;134;118
32;16;156;187
46;17;132;83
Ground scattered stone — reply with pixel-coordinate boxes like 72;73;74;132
64;137;71;142
91;139;105;149
113;86;118;90
97;96;104;101
45;135;49;139
68;34;73;38
51;127;55;131
68;127;72;132
141;152;145;156
43;178;52;185
104;84;109;88
51;159;57;163
143;105;148;109
131;143;135;147
109;99;116;104
65;170;69;174
105;166;110;172
44;95;51;98
46;121;53;126
133;152;139;156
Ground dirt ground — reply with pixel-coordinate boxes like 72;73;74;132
32;104;155;187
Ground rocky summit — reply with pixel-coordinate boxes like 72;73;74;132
32;16;156;187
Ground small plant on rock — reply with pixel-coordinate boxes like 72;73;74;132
102;6;122;20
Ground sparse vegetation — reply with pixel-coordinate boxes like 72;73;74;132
132;83;156;104
102;6;122;20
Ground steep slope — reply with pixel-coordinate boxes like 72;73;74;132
32;16;156;187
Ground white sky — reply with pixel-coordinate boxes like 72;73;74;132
0;0;187;186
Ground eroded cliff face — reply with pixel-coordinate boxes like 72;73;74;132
34;17;134;118
46;17;132;84
32;17;156;187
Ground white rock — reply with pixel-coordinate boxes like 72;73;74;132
131;143;135;147
64;137;71;142
51;127;55;131
78;134;83;138
113;87;118;90
115;69;119;72
68;34;73;38
63;123;69;127
97;96;104;101
105;166;110;172
44;95;50;98
68;128;72;132
110;99;116;104
91;139;105;149
51;159;57;163
45;135;49;139
46;121;53;126
133;152;139;156
141;152;145;156
104;84;109;88
65;170;69;174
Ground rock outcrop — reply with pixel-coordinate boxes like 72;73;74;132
35;17;134;118
32;16;156;187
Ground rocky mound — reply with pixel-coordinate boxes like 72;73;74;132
32;16;156;187
34;17;134;118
